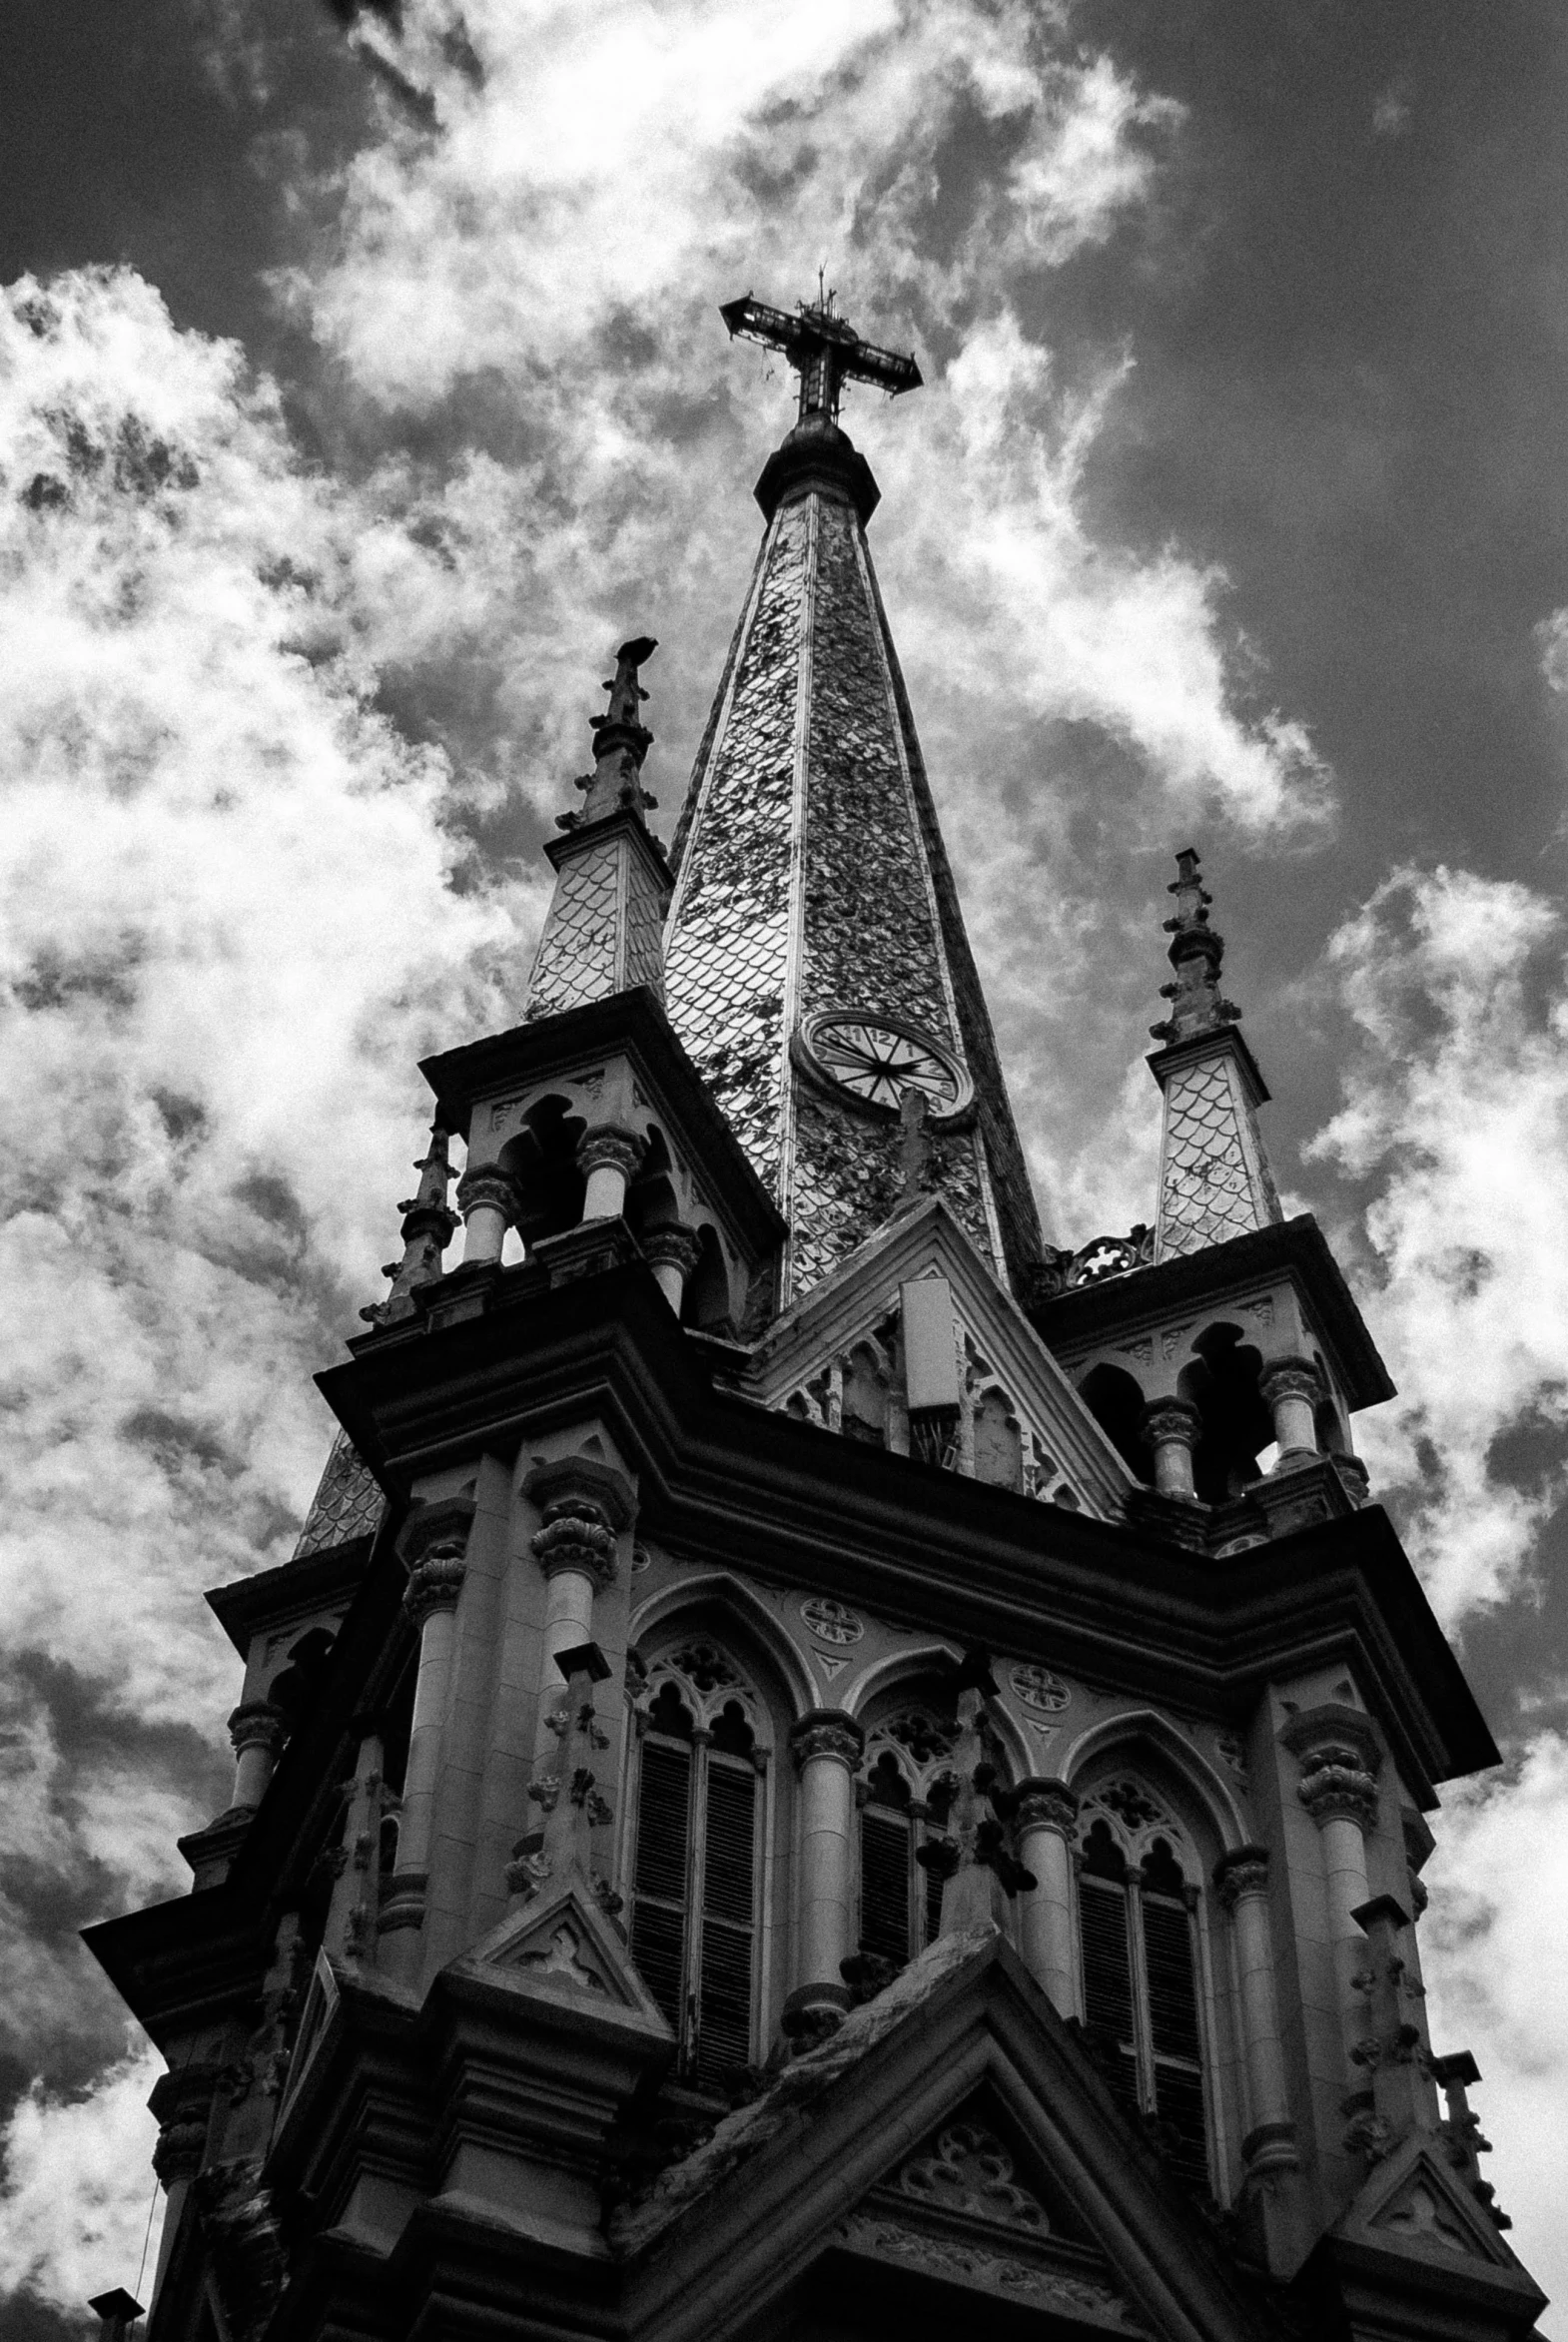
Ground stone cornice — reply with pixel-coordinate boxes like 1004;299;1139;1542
315;1270;1491;1799
205;1538;374;1660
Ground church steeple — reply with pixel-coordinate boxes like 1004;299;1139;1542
1148;847;1282;1259
663;292;1044;1304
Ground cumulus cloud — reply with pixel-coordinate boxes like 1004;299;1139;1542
260;0;1326;844
1423;1730;1568;2316
0;264;552;2310
1307;864;1568;1623
0;2042;165;2317
0;267;534;1707
1536;603;1568;695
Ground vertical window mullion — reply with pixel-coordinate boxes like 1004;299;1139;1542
1127;1880;1158;2114
685;1734;711;2065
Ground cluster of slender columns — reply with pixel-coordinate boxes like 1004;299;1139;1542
451;1122;707;1316
1140;1354;1331;1497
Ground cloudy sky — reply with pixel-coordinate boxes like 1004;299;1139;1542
3;0;1568;2328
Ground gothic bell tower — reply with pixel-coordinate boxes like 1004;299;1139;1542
85;296;1546;2342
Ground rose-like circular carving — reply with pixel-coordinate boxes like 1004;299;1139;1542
800;1596;864;1646
798;1010;973;1120
1010;1663;1070;1714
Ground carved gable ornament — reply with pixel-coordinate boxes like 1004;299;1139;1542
739;1197;1133;1520
842;2104;1146;2333
463;1875;672;2030
1341;2135;1524;2275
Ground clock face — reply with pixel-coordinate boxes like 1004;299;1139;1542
801;1012;972;1117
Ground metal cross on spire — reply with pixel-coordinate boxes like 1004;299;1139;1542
719;288;922;423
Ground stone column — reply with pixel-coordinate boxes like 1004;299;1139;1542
1014;1780;1079;2017
378;1501;472;1977
785;1711;864;2042
1259;1359;1320;1461
641;1222;704;1314
1285;1709;1380;2111
576;1126;646;1222
146;2058;221;2314
1142;1397;1202;1500
227;1701;288;1811
455;1163;521;1266
1214;1847;1296;2169
521;1457;634;1818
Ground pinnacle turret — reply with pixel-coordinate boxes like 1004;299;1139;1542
522;635;672;1021
360;1123;458;1324
1149;845;1242;1046
1147;848;1282;1259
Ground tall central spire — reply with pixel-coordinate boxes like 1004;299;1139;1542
662;293;1044;1305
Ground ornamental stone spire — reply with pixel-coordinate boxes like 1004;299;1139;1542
662;293;1045;1305
522;635;672;1020
1148;847;1282;1259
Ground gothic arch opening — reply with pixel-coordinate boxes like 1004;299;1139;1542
680;1221;731;1332
1069;1738;1232;2201
498;1095;586;1248
624;1603;790;2093
1077;1363;1151;1485
1177;1322;1272;1503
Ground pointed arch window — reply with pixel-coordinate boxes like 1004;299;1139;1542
1078;1816;1210;2193
854;1703;960;1977
629;1665;764;2090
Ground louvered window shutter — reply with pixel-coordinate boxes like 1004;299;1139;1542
922;1840;944;1949
1142;1891;1209;2190
630;1738;691;2036
1080;1876;1141;2119
693;1755;756;2087
859;1807;913;1967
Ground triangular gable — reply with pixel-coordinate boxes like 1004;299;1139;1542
615;1925;1279;2342
1338;2132;1523;2271
739;1197;1132;1520
461;1871;673;2033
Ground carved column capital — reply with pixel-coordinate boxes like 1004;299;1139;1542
227;1701;288;1761
1213;1844;1270;1908
1257;1356;1321;1408
575;1124;647;1182
1282;1704;1381;1832
1141;1397;1202;1451
148;2062;221;2186
789;1709;865;1772
403;1539;468;1628
531;1497;618;1588
1296;1745;1379;1831
396;1495;474;1625
454;1162;523;1223
1013;1778;1080;1839
640;1222;704;1276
